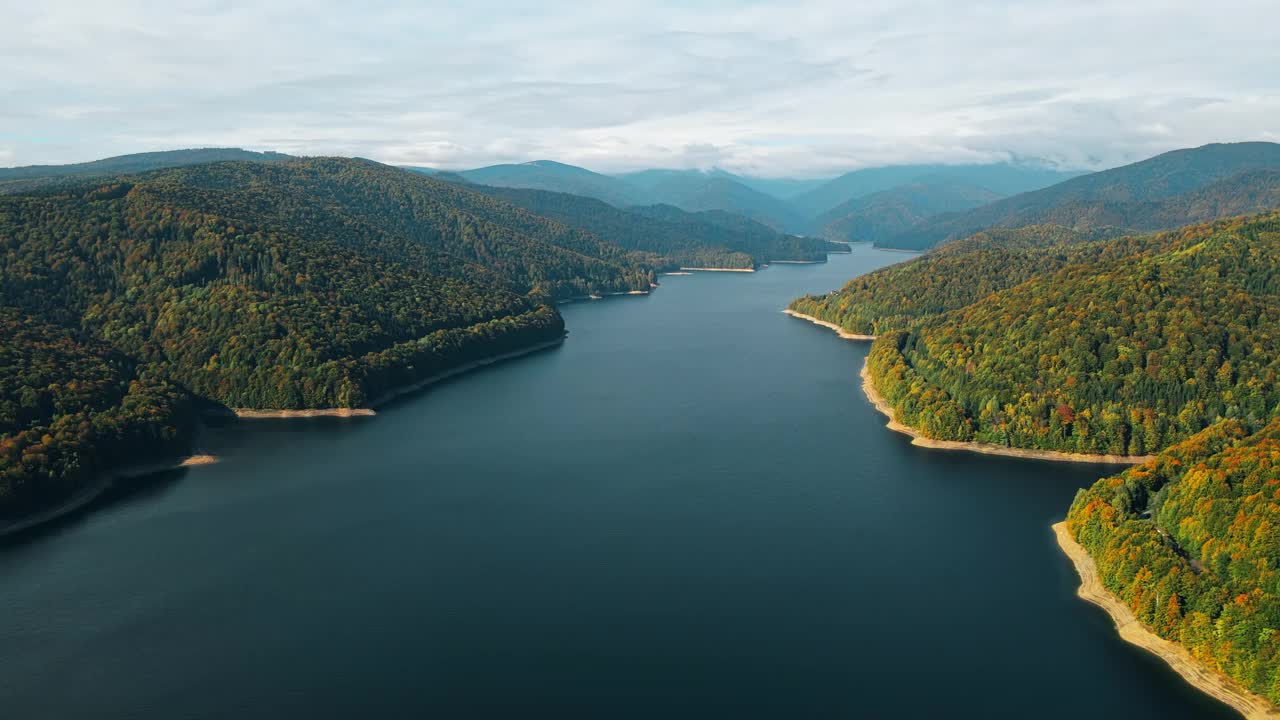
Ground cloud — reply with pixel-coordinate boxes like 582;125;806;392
1;0;1278;176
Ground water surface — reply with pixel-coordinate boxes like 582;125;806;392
0;246;1234;719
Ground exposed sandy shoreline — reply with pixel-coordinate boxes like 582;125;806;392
0;455;220;537
859;361;1153;464
8;337;566;533
557;290;651;304
679;267;755;272
231;407;377;419
226;336;567;418
783;309;878;341
1053;522;1280;719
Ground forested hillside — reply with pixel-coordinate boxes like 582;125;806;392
0;148;292;195
1067;417;1280;703
863;214;1280;455
887;142;1280;249
790;225;1128;335
0;157;650;521
0;310;195;518
795;213;1280;455
137;159;655;300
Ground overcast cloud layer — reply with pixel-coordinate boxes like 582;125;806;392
2;0;1278;176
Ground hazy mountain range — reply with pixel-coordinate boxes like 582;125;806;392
887;141;1280;249
403;159;1080;238
9;142;1280;251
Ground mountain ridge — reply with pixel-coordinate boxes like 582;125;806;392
886;142;1280;249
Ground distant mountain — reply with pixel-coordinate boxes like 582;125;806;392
458;160;646;207
718;172;828;200
628;204;840;264
450;160;1081;237
632;168;827;200
814;182;1002;243
888;142;1280;249
0;148;291;193
619;169;810;233
793;163;1083;217
470;185;833;269
404;167;470;184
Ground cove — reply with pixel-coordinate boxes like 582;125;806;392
0;245;1238;719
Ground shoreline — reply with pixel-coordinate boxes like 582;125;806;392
771;260;822;264
785;292;1151;465
8;337;566;534
225;336;568;418
363;336;567;409
558;289;651;304
0;455;219;538
231;407;377;419
679;267;755;273
783;309;877;340
1053;522;1280;719
859;360;1153;464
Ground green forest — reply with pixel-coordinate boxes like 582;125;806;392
0;157;670;521
0;309;195;516
1068;417;1280;702
794;214;1280;455
790;225;1126;336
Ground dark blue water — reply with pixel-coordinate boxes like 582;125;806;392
0;246;1234;719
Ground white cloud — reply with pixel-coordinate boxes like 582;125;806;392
2;0;1278;176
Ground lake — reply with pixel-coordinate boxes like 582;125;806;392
0;245;1235;719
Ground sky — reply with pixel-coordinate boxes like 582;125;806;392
2;0;1278;177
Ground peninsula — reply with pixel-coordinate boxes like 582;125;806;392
1055;522;1280;720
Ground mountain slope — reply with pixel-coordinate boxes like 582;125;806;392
621;168;827;200
145;159;654;300
470;185;834;269
790;225;1131;336
0;148;292;194
627;204;839;264
0;309;196;520
459;160;646;207
793;163;1081;217
862;212;1280;454
889;143;1280;249
815;182;1003;243
621;169;810;233
1067;415;1280;705
715;172;828;200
